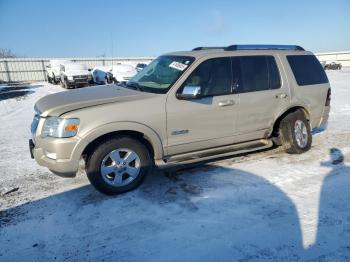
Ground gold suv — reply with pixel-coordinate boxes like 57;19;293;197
30;45;331;195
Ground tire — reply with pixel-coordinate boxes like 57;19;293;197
86;137;152;195
47;75;52;83
279;110;312;154
60;78;65;88
64;79;70;89
52;74;57;84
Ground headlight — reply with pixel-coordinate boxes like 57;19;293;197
42;117;80;138
67;76;73;81
87;75;92;79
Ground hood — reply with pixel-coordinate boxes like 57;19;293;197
35;85;154;117
112;65;137;75
64;70;91;77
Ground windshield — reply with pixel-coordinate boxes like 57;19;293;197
126;56;194;94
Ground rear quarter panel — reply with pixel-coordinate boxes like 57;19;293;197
281;52;330;129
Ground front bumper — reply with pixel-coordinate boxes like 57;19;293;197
30;136;88;177
67;79;91;87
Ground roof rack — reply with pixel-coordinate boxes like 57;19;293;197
192;47;225;51
192;44;305;51
224;44;305;51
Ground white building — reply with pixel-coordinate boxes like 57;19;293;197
316;51;350;67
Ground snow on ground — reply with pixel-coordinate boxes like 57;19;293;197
0;71;350;261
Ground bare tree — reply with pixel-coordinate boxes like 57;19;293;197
0;48;17;58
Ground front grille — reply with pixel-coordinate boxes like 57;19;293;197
73;75;88;80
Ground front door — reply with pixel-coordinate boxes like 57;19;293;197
166;57;238;156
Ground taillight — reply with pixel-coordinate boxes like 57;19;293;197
325;89;331;106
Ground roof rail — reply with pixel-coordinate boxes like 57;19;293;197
224;44;305;51
192;47;225;51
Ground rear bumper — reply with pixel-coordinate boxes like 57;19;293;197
319;106;331;128
317;106;330;130
114;75;132;82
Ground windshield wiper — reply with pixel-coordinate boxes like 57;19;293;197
125;82;143;92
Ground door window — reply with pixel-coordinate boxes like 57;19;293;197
181;57;232;97
235;56;281;93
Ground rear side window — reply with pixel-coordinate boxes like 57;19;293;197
235;56;281;93
287;55;328;86
267;56;281;90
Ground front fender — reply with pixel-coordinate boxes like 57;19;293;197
78;121;164;160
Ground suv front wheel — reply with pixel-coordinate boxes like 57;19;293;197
86;137;152;195
279;110;312;154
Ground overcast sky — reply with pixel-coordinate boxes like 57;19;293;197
0;0;349;57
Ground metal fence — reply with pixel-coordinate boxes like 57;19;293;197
0;57;154;83
1;52;349;83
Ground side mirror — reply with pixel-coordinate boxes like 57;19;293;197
177;86;202;100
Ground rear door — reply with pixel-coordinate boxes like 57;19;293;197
233;55;290;142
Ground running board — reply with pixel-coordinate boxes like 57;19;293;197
156;139;273;168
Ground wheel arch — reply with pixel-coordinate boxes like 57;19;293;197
80;122;164;161
271;106;310;138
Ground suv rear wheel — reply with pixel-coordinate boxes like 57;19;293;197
279;110;312;154
86;137;152;195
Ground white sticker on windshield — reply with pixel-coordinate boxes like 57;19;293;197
169;61;188;71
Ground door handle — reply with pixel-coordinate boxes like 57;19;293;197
218;100;235;107
275;93;288;99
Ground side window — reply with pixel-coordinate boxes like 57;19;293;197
235;56;281;93
238;56;269;93
287;55;328;86
267;56;281;90
182;57;232;97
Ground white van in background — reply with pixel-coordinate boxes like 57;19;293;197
46;59;71;84
59;63;93;89
111;64;137;84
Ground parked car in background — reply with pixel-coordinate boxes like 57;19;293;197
92;66;113;85
59;63;93;89
136;63;148;72
30;44;331;195
46;59;71;84
324;61;342;70
111;64;138;84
